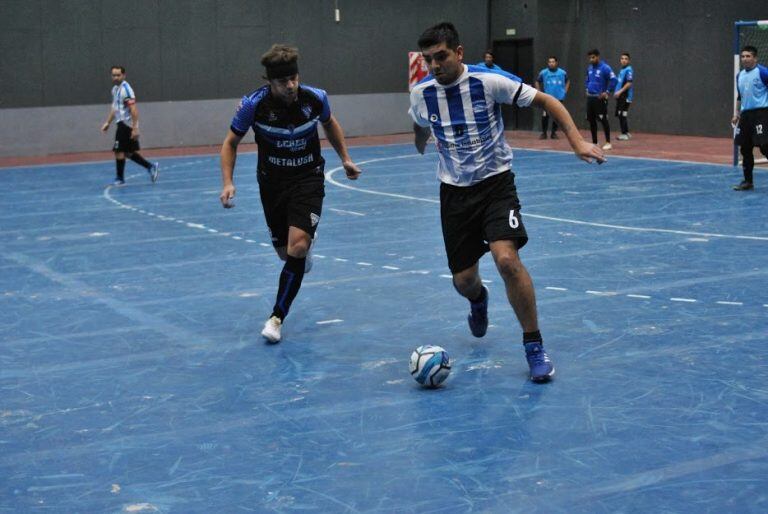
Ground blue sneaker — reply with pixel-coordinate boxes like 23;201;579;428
467;285;489;337
149;162;159;183
524;342;555;382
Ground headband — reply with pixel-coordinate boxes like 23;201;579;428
266;61;298;80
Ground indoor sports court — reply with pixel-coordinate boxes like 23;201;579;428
2;2;767;513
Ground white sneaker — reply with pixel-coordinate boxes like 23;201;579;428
617;134;629;141
602;143;613;150
261;316;282;343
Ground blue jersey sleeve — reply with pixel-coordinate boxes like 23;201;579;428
760;64;768;86
536;70;545;84
230;96;256;137
319;91;331;123
605;64;618;92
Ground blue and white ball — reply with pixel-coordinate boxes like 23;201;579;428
409;345;451;388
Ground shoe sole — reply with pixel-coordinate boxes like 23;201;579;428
261;332;281;343
530;367;555;383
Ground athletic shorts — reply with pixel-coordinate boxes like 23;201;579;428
615;96;631;117
735;107;768;147
113;121;140;153
258;165;325;248
587;96;608;120
440;171;528;274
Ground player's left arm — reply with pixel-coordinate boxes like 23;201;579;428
322;115;361;180
531;91;605;164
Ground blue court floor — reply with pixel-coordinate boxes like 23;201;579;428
1;144;767;513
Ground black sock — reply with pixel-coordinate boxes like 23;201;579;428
130;153;152;169
523;330;543;344
116;159;126;180
741;146;754;184
619;116;629;134
271;255;306;320
470;284;487;304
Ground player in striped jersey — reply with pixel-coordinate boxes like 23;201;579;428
101;66;158;185
409;22;604;382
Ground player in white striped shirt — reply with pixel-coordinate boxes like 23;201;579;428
409;22;604;382
101;66;158;185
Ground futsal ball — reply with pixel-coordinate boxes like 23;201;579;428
409;345;451;388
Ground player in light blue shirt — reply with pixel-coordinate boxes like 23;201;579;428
732;45;768;190
613;53;634;140
409;22;604;383
535;56;570;139
476;50;502;71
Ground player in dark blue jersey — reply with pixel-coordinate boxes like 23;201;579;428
585;49;617;150
219;44;362;343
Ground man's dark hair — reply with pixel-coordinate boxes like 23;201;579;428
548;55;558;61
261;44;299;68
621;52;631;59
111;66;126;73
587;49;600;57
742;45;758;57
418;22;461;50
484;49;494;57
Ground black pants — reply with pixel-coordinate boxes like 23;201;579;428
541;112;558;136
587;96;611;144
740;144;768;184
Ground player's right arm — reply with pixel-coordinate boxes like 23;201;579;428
101;109;115;132
532;91;605;164
409;88;432;154
219;129;243;208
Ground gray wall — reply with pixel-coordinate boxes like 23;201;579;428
490;0;768;138
0;93;411;157
1;0;488;107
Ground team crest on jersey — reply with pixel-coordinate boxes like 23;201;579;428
268;111;277;121
301;104;312;118
472;101;485;114
310;213;320;227
429;113;439;123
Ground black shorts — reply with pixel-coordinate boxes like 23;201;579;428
113;121;140;153
440;171;528;274
735;107;768;147
258;165;325;248
587;96;608;120
615;96;631;117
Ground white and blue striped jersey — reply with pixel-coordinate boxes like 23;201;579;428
111;81;136;124
409;64;538;186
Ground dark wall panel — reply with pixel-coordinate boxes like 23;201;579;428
0;0;488;108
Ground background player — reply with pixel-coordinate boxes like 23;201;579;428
101;66;159;185
409;22;605;383
732;45;768;191
613;52;634;140
585;49;617;150
535;56;570;139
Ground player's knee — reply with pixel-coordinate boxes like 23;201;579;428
495;253;524;279
287;240;310;258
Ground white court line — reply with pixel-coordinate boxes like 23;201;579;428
325;156;768;242
316;319;343;325
627;294;652;299
328;207;365;216
670;297;698;303
382;265;400;270
357;262;373;266
716;301;743;306
545;286;568;291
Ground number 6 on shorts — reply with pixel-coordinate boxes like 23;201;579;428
509;209;519;229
